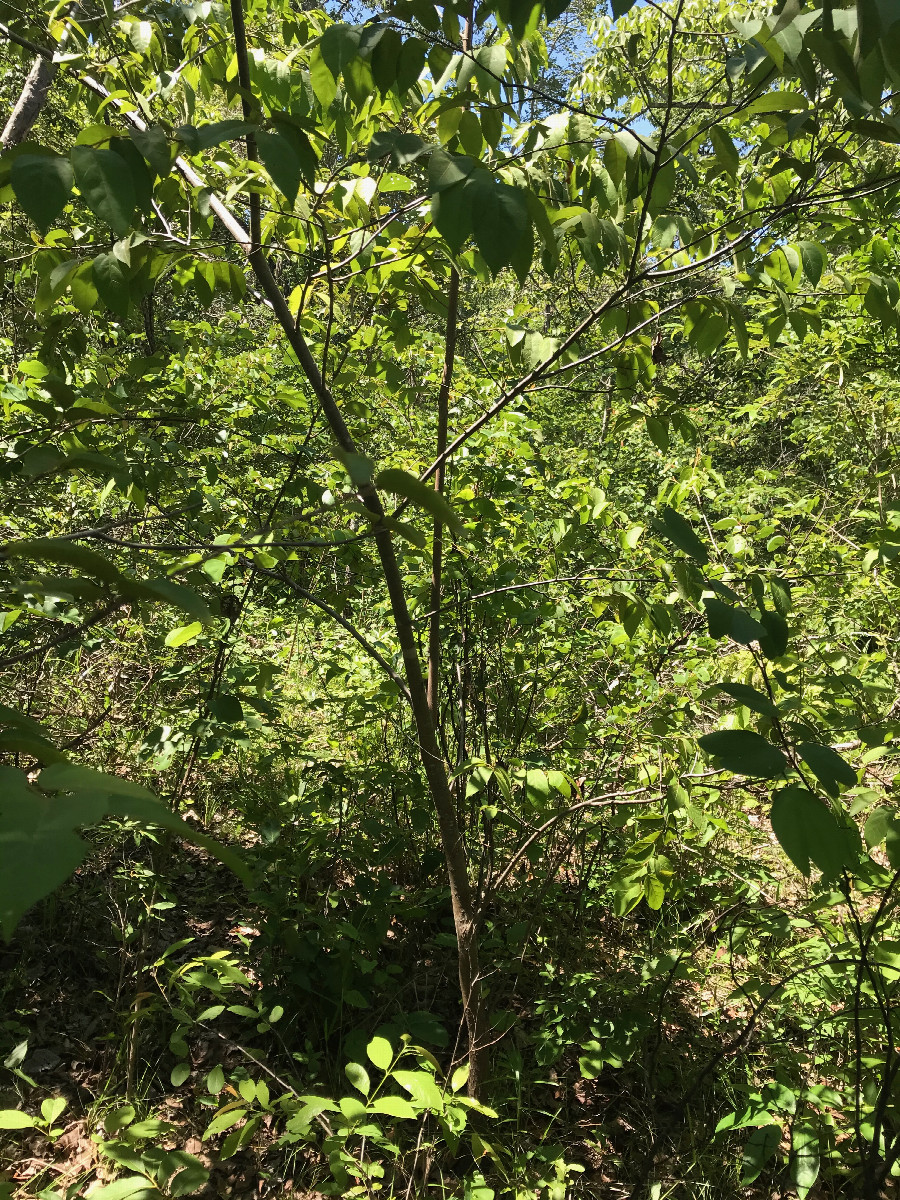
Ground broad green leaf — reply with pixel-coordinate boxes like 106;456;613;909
131;578;213;623
653;507;709;564
864;807;900;866
698;730;788;778
105;1105;136;1133
345;1061;371;1096
709;126;739;176
92;252;131;317
366;1036;393;1071
797;742;856;797
703;598;768;645
129;125;170;177
369;1094;416;1118
165;622;203;648
376;468;463;536
758;610;789;660
257;131;304;205
714;683;778;717
41;1097;66;1125
0;767;107;941
0;763;250;939
319;22;362;78
175;121;253;153
11;153;74;233
0;730;68;763
71;146;135;237
0;1109;36;1128
770;786;859;878
451;1062;470;1092
644;874;665;909
797;241;825;285
2;537;123;581
202;1106;247;1139
524;768;550;804
392;1069;445;1110
741;1124;780;1184
77;1178;157;1200
339;1095;367;1121
790;1121;820;1198
742;91;809;116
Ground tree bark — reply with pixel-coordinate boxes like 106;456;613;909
1;53;57;148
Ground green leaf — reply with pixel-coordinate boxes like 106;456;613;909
76;1177;157;1200
130;578;213;623
703;598;768;645
0;767;107;941
41;1097;66;1125
105;1105;136;1133
709;126;739;177
758;609;789;660
319;22;362;78
171;1062;190;1087
450;1062;470;1092
345;1062;371;1096
376;468;463;536
207;1065;225;1094
2;537;122;580
0;1109;36;1128
645;416;669;452
202;1106;247;1139
369;1094;416;1118
130;125;171;176
698;730;788;778
797;742;857;798
644;874;665;909
0;730;68;764
165;622;203;648
742;90;809;116
790;1121;820;1198
256;131;303;205
741;1124;780;1185
524;768;549;805
176;121;253;153
11;153;74;233
391;1069;445;1111
797;241;825;285
714;682;778;718
71;146;135;237
366;1036;393;1071
653;507;709;564
92;252;131;317
32;763;251;891
770;786;859;878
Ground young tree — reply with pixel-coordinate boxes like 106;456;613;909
3;0;900;1103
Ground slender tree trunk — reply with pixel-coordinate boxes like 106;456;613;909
426;268;460;721
226;0;488;1097
1;54;56;148
1;10;75;150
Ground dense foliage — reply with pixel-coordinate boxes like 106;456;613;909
3;0;900;1196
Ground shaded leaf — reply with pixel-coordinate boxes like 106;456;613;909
770;786;859;878
698;730;788;778
11;153;74;233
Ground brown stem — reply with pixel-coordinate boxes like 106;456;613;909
426;267;460;724
229;0;261;253
222;0;486;1096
